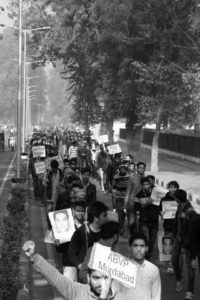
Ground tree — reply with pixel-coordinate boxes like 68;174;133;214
0;28;18;123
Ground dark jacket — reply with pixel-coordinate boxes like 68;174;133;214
68;224;102;267
106;160;120;186
160;192;177;233
188;213;200;259
85;183;96;206
135;188;160;224
173;201;194;246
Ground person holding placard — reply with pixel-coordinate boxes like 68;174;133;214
134;177;160;258
160;181;179;235
120;232;161;300
68;201;108;273
55;201;86;281
159;181;179;274
22;240;118;300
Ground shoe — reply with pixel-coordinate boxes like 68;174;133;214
184;292;193;300
175;281;183;292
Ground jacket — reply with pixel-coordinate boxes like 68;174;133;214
68;224;102;267
188;213;200;259
135;188;160;224
85;183;97;206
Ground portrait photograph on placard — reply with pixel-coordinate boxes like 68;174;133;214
48;209;75;244
158;235;174;262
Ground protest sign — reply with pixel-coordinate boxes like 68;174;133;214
158;236;173;262
97;135;109;144
151;186;168;206
162;201;177;219
48;209;75;244
88;243;138;288
191;193;200;214
34;161;46;175
46;154;64;170
107;144;122;155
32;146;46;158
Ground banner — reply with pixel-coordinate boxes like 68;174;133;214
191;193;200;214
151;186;168;206
97;135;109;144
34;161;46;175
158;235;173;262
48;209;75;244
162;201;177;219
107;144;122;155
88;243;138;288
46;154;64;170
32;146;46;158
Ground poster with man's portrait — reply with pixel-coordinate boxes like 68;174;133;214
48;209;75;244
158;235;174;262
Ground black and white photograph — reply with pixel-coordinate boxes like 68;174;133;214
1;1;200;300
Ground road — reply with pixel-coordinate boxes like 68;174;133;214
0;150;16;218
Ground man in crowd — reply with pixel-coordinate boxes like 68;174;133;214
134;177;160;258
68;201;108;272
112;163;130;235
23;240;118;300
81;167;97;206
55;201;86;280
121;232;161;300
125;162;146;228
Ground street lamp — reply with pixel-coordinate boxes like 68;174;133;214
0;20;50;176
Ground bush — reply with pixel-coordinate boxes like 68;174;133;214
0;185;30;300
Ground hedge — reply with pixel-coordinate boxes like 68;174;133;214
0;186;30;300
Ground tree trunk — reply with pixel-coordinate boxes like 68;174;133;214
107;119;114;144
151;103;164;173
126;125;143;161
194;110;200;134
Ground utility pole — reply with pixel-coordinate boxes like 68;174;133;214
16;0;22;178
22;30;27;153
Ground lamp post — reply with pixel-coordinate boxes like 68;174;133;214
25;76;40;140
16;0;22;178
0;21;50;176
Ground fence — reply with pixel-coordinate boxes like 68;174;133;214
120;128;200;158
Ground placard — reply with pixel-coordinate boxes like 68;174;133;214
151;186;168;206
34;161;45;175
88;243;138;288
191;193;200;214
32;146;46;158
97;135;109;144
107;144;122;155
48;209;75;244
162;201;177;219
158;235;173;262
46;154;64;170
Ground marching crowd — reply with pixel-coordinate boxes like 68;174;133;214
23;128;200;300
